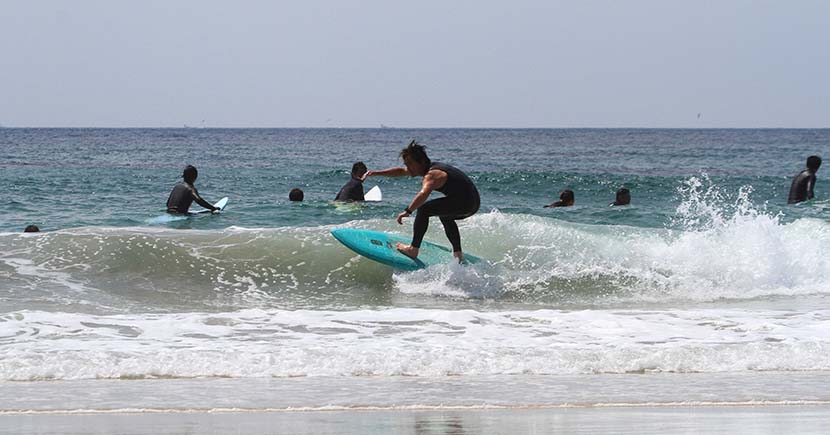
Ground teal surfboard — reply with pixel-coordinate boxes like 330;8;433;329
331;228;482;271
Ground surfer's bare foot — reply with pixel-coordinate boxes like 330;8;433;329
453;251;465;262
396;243;419;259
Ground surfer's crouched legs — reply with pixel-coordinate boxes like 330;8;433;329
403;197;477;261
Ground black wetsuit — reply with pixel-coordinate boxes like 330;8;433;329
166;182;214;214
335;177;364;201
788;170;816;204
412;162;480;252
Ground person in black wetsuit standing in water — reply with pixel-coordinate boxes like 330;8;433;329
788;155;821;204
363;140;480;262
166;165;219;214
335;162;368;201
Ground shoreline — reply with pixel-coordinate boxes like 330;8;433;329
3;372;830;413
3;405;830;435
3;399;830;415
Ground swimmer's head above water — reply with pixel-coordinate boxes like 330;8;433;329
351;161;368;179
612;188;631;206
183;165;198;184
807;155;822;172
289;188;304;202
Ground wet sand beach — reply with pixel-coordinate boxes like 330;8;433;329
3;373;830;434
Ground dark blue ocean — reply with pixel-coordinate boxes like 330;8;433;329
2;128;830;413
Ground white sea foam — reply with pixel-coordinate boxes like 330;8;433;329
394;176;830;302
2;307;830;381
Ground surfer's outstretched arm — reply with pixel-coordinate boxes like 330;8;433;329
363;167;409;179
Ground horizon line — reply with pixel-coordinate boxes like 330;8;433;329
2;126;829;130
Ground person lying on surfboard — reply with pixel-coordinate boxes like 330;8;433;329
363;140;480;262
166;165;220;214
544;189;574;208
335;161;367;202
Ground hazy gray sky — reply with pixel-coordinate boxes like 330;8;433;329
1;0;828;128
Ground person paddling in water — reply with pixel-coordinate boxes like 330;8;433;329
364;140;480;262
166;165;219;214
788;155;821;204
335;161;368;202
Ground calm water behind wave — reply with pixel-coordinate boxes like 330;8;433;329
3;128;829;231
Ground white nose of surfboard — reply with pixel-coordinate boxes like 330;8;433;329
364;185;382;202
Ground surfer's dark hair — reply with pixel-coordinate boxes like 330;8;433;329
560;189;575;202
807;155;822;171
351;161;367;177
400;140;431;166
183;165;198;183
289;188;304;202
24;224;40;233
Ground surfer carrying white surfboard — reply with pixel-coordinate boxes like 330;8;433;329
166;165;220;214
363;140;480;261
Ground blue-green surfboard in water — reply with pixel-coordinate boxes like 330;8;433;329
331;228;482;271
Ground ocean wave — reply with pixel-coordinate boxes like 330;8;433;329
2;202;830;311
1;308;829;381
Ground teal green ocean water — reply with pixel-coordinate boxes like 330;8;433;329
2;128;830;413
4;128;829;231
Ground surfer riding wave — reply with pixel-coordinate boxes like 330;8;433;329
364;140;480;261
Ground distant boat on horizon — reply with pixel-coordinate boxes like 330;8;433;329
380;124;394;129
183;120;207;129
